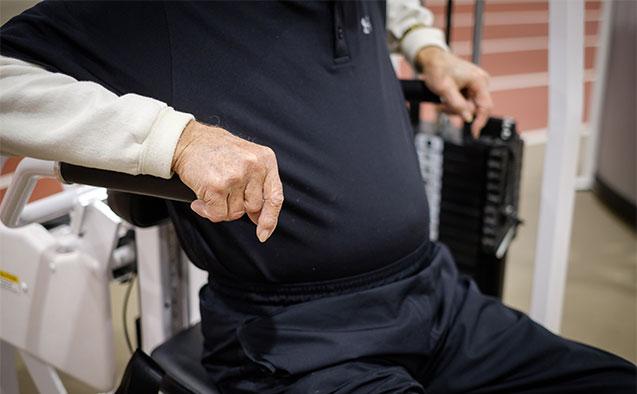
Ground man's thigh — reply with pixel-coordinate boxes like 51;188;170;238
219;360;424;394
422;276;636;393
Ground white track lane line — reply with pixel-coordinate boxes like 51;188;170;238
451;35;599;56
432;9;600;28
521;124;590;146
426;0;557;6
489;69;596;92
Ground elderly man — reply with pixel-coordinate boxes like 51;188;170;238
1;1;634;392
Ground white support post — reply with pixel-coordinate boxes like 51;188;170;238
575;0;614;191
530;0;584;333
136;222;189;353
188;256;208;325
136;225;172;353
19;350;67;394
0;341;19;394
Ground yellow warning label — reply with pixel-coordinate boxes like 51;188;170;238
0;269;20;294
0;270;18;284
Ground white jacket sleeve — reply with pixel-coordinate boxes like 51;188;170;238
386;0;449;66
0;55;194;179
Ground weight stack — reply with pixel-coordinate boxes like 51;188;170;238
415;117;523;298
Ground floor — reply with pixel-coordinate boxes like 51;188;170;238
502;141;636;364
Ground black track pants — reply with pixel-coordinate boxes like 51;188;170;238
199;242;636;393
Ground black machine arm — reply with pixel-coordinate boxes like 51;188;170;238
400;80;441;104
58;162;196;203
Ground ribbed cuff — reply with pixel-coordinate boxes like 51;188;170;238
140;107;194;178
401;27;449;66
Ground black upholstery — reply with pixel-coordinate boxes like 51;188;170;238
151;323;221;394
107;191;170;228
114;349;164;394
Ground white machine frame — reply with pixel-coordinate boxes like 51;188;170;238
0;158;206;394
529;0;613;333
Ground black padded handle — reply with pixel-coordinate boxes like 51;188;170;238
59;162;196;203
399;80;441;103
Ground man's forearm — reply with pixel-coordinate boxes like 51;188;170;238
0;55;192;178
0;55;284;241
385;0;449;65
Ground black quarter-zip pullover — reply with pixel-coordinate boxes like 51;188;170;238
1;1;430;283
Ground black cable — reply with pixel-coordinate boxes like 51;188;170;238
122;274;136;354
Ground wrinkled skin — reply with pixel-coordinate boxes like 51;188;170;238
417;46;493;137
172;120;283;242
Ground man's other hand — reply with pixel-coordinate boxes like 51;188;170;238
171;120;283;243
416;46;493;137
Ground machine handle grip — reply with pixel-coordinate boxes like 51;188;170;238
399;80;441;103
0;158;59;228
58;163;197;203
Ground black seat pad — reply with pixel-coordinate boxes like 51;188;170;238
107;191;170;228
151;323;220;394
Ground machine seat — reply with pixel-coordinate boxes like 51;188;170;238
107;191;170;228
107;192;219;393
151;323;221;394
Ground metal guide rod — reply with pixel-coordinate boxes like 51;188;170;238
471;0;485;65
530;0;584;333
445;0;453;45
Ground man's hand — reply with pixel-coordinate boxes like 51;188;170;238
416;46;493;137
171;120;283;242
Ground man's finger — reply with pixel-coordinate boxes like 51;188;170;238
438;82;472;123
190;199;209;218
472;104;489;137
469;81;493;137
201;192;229;222
244;175;264;214
256;169;284;242
465;100;476;117
226;187;245;221
191;198;226;222
247;210;260;226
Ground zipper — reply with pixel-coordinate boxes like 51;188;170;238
332;0;350;63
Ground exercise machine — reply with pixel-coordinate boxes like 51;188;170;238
0;158;207;393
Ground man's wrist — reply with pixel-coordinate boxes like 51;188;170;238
172;120;201;174
415;45;446;73
142;107;194;178
401;26;449;67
